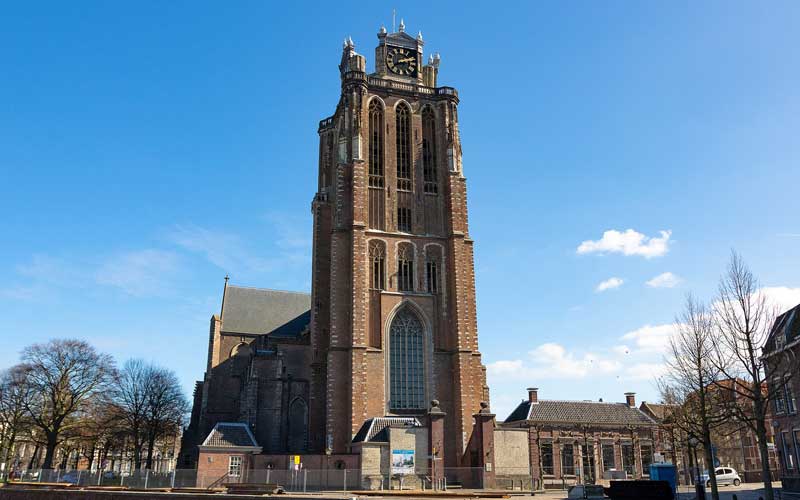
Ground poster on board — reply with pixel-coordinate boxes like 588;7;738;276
391;449;415;475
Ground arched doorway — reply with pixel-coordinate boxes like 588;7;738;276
388;307;426;411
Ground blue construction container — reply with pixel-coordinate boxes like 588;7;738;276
649;463;678;496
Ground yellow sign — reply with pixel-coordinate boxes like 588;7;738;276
293;455;301;465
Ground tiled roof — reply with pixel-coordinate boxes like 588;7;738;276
201;422;259;448
221;285;311;336
639;402;678;423
504;400;656;427
352;417;423;443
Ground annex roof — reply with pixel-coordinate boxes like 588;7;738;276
505;399;657;427
200;422;259;448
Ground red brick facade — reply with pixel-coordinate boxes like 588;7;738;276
311;28;488;466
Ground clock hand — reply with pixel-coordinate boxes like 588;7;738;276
397;57;416;63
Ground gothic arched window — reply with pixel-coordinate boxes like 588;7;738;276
389;307;425;411
395;102;412;191
368;100;384;187
397;243;414;292
368;99;386;230
369;240;385;290
425;246;442;294
287;397;309;451
422;107;438;194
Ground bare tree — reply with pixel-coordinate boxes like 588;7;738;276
20;339;115;469
111;360;187;470
143;367;187;470
0;366;33;472
660;295;728;500
711;252;789;500
110;359;151;469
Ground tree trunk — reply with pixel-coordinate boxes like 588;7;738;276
703;427;720;500
2;430;17;472
755;416;775;500
145;435;156;470
42;433;58;470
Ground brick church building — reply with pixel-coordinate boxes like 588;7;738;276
181;21;492;478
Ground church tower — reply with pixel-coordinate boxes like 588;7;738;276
310;22;489;466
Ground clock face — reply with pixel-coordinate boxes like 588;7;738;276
386;47;418;77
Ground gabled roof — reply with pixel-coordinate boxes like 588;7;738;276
200;422;259;449
220;285;311;337
639;401;678;423
764;303;800;355
352;417;423;443
505;400;656;427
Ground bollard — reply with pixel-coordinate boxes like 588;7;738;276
77;470;82;486
144;469;149;489
171;469;176;489
303;469;307;493
266;468;270;485
343;469;347;492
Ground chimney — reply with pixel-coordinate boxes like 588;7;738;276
527;387;539;404
625;392;636;408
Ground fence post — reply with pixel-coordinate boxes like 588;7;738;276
343;469;347;492
97;470;102;486
266;468;270;485
77;470;82;486
171;469;176;489
303;469;307;493
56;469;61;483
144;469;149;489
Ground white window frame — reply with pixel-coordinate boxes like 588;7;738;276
228;455;242;477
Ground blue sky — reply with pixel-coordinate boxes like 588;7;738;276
2;1;800;419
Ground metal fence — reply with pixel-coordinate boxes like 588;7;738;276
3;466;748;493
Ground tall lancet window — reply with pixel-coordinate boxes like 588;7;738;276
397;243;414;292
368;99;385;230
422;107;438;194
395;102;412;191
389;307;425;411
369;240;385;290
369;100;384;186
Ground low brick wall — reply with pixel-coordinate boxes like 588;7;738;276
0;487;341;500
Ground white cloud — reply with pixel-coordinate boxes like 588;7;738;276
577;229;672;258
758;286;800;313
167;224;273;274
487;343;621;382
596;277;624;292
623;363;667;381
612;344;632;356
620;323;677;353
646;272;682;288
95;249;181;297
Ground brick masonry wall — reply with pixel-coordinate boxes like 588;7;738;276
310;64;488;465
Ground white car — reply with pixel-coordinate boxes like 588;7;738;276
702;467;742;487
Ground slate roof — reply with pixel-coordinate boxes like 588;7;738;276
221;285;311;337
504;400;656;427
352;417;423;443
764;303;800;355
201;422;259;448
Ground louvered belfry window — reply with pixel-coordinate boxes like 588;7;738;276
422;107;438;194
368;100;385;230
389;307;425;411
395;102;412;191
369;100;384;187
